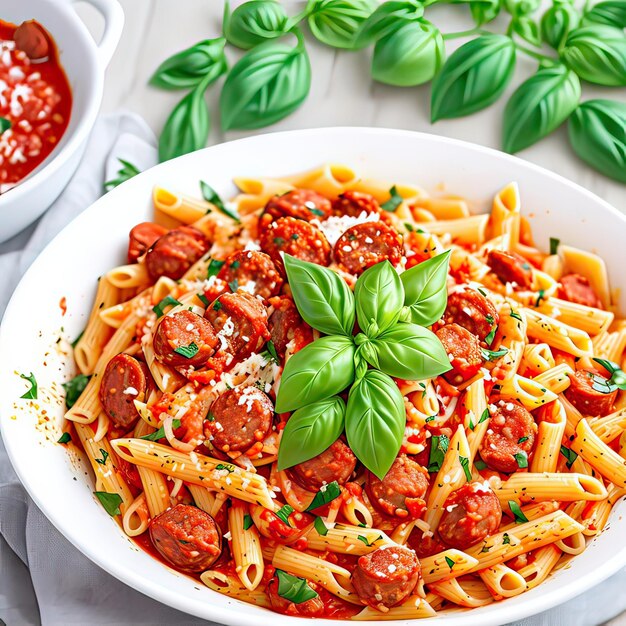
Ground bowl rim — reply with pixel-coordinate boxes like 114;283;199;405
0;0;104;208
2;126;625;626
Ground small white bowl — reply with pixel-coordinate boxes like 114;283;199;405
1;128;625;625
0;0;123;242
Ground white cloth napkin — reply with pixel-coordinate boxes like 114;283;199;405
0;111;624;626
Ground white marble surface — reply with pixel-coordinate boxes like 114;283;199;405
77;0;626;212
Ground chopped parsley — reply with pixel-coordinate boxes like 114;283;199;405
243;514;254;530
357;534;382;547
213;300;223;311
518;436;529;444
261;340;279;363
428;434;450;473
481;347;508;361
314;516;329;536
508;500;528;524
62;374;91;409
560;445;578;469
484;324;497;346
275;504;294;526
273;237;286;247
197;293;209;307
57;432;72;444
549;237;560;255
425;415;436;423
404;222;415;232
173;342;199;359
478;408;489;426
215;463;235;473
514;451;528;469
152;295;181;318
535;289;545;307
305;201;325;217
230;260;241;269
459;455;472;481
95;448;109;465
0;117;11;133
200;180;241;222
510;308;523;322
380;185;403;212
228;279;239;293
305;481;341;511
275;569;318;604
19;372;38;400
140;419;181;441
207;258;225;278
445;556;455;569
475;459;487;471
94;491;123;516
502;533;511;545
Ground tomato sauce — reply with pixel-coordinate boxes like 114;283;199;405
0;20;72;191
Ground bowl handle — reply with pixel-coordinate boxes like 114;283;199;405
70;0;124;68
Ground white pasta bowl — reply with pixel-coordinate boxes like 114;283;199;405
0;0;124;242
1;128;625;625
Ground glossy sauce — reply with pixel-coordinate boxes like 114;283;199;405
0;20;72;191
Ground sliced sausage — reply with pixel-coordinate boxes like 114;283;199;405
267;575;324;617
332;191;380;217
444;288;499;342
565;369;617;417
205;386;273;453
407;529;447;558
334;221;403;276
288;439;357;493
128;222;168;264
153;310;219;368
559;274;603;308
479;397;537;474
99;353;149;430
205;291;270;361
259;216;331;272
264;189;332;223
365;455;429;518
487;249;533;289
268;295;313;360
352;545;420;609
438;482;502;550
149;504;222;572
14;21;49;60
435;323;483;385
145;225;210;280
217;250;283;300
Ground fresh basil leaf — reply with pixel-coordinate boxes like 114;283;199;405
400;250;451;326
560;444;578;468
275;336;355;412
62;374;91;409
355;261;404;336
356;534;382;546
224;0;289;49
277;396;346;470
275;569;318;604
354;0;424;47
549;237;560;255
158;81;210;162
512;15;542;45
514;450;528;468
431;35;516;122
243;514;254;530
283;255;355;336
94;491;123;516
503;63;580;153
345;370;405;479
208;258;225;278
153;295;182;318
140;419;182;441
380;186;404;212
19;372;37;400
314;516;329;536
104;158;141;192
562;25;626;86
276;504;295;525
479;408;490;425
367;323;452;380
220;31;311;131
503;532;511;545
0;117;11;133
372;19;446;86
95;448;109;465
428;434;449;472
150;38;227;89
57;432;72;444
200;180;241;223
481;347;508;361
306;0;376;49
306;481;342;511
568;99;626;184
583;1;626;29
459;455;472;481
173;342;199;359
509;500;528;523
541;3;579;49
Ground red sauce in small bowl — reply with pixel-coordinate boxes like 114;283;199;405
0;19;72;193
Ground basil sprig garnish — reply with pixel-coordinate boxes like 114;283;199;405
104;158;141;192
94;491;123;516
276;256;451;478
590;358;626;393
275;569;318;604
200;180;241;223
62;374;91;409
509;500;529;524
